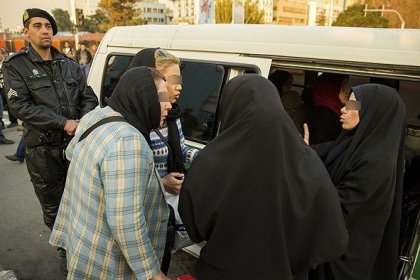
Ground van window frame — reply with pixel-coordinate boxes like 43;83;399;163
99;53;262;144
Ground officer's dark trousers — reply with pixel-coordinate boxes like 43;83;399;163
25;145;68;230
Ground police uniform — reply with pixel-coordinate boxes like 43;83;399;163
2;9;98;229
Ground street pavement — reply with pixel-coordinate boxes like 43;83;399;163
0;125;196;279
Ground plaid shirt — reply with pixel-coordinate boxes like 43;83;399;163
50;106;169;279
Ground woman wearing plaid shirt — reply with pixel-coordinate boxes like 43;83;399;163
50;67;172;280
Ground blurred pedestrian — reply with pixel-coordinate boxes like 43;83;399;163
0;48;14;144
62;41;75;60
75;41;92;77
5;136;25;162
308;73;350;144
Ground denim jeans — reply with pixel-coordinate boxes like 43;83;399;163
16;137;25;159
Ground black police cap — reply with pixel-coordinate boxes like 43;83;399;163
22;8;58;35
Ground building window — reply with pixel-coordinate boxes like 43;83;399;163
283;7;306;15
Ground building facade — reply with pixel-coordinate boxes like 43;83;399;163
172;0;197;24
273;0;308;25
138;0;168;24
258;0;274;24
273;0;357;26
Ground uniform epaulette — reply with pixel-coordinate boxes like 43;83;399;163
5;49;28;62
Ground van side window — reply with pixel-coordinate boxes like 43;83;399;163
101;55;133;106
178;61;225;143
101;55;225;142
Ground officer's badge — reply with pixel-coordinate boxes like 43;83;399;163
7;88;18;100
32;69;39;75
23;11;29;23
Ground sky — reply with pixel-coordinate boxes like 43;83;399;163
0;0;69;30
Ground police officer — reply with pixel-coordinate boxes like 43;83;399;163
2;8;98;274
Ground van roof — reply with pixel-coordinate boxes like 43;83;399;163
100;24;420;69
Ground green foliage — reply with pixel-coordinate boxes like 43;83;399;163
333;4;388;28
215;0;264;24
81;10;108;33
52;9;73;32
98;0;145;32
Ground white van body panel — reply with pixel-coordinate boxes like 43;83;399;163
96;24;420;68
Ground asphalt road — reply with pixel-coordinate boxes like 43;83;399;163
0;126;196;280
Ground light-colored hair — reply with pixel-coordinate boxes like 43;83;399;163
154;49;180;73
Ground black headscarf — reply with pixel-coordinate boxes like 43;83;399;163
179;74;348;280
107;67;161;145
129;48;185;173
311;84;406;280
128;48;158;69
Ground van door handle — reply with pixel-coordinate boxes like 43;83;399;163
399;255;414;264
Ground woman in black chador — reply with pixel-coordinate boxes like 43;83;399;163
179;74;348;280
310;84;406;280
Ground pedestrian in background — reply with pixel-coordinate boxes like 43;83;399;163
0;48;14;144
0;47;19;129
2;8;98;274
50;67;171;280
179;74;348;280
5;136;25;162
308;73;350;144
61;41;75;60
75;41;92;77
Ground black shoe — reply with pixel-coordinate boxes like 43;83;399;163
0;138;14;144
6;122;18;128
5;154;24;163
58;248;68;276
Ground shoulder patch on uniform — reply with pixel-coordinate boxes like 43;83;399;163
7;88;18;100
6;50;27;62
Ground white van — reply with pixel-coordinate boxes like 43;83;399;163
88;24;420;279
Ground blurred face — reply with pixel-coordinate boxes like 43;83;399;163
23;17;53;49
64;42;70;47
162;64;182;103
155;78;172;127
340;92;360;130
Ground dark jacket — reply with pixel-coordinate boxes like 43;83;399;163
3;45;98;146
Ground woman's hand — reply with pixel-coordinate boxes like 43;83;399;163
303;123;309;145
162;172;184;195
